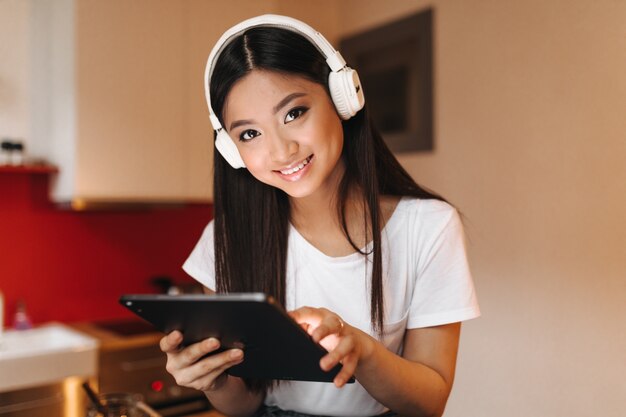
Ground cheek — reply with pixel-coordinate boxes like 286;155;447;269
239;149;272;180
303;117;344;153
321;121;344;156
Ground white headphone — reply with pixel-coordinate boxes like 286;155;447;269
204;14;365;169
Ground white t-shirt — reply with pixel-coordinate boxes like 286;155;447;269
183;197;480;416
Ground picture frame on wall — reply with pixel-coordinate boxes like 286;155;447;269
340;9;434;153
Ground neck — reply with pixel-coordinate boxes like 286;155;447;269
289;159;347;230
288;161;375;257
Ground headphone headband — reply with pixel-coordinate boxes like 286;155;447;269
205;14;364;169
205;15;347;131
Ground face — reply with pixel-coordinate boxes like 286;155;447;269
222;70;345;200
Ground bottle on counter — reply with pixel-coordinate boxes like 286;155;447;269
0;139;26;166
10;142;25;166
13;300;33;330
0;140;12;165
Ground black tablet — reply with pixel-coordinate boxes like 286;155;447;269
119;293;351;383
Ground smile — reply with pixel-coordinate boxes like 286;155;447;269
278;155;313;175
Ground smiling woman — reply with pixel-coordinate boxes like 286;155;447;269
160;14;480;417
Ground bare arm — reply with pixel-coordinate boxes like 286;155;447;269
291;308;461;417
355;324;460;417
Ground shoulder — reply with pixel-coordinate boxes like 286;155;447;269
393;197;458;225
182;219;217;289
384;197;464;249
201;219;215;237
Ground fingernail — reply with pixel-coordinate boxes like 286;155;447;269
230;349;243;360
206;338;218;349
335;377;344;387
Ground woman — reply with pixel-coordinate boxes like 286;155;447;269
161;15;480;417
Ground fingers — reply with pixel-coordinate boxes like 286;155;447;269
320;332;354;371
288;306;320;335
311;314;345;343
160;331;244;392
320;334;360;388
174;348;244;391
160;330;183;353
333;353;358;388
290;307;344;341
289;307;360;388
163;334;221;367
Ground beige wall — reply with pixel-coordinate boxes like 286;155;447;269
0;0;31;142
3;1;625;415
338;1;626;416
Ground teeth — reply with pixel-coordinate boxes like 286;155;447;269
280;156;311;175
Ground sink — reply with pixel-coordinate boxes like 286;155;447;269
0;322;99;392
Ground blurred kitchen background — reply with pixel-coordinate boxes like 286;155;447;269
1;0;625;416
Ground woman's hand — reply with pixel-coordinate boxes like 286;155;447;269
159;330;244;393
289;307;375;388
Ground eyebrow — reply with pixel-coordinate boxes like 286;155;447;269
228;92;307;131
272;92;307;114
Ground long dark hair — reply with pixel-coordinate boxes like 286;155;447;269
210;27;444;339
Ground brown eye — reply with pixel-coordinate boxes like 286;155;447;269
285;107;308;123
239;129;260;141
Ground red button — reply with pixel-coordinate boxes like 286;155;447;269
151;380;164;392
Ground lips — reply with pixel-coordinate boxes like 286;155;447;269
272;154;314;182
277;155;313;175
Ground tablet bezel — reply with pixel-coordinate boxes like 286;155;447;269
119;293;349;383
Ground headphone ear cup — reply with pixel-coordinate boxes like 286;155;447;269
328;67;365;120
215;130;246;169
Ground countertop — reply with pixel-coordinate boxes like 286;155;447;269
69;320;162;351
0;322;98;393
69;319;231;417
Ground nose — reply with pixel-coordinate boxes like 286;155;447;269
268;131;298;164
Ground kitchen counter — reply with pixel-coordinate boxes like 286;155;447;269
69;318;213;415
69;319;162;351
0;322;98;393
0;323;98;416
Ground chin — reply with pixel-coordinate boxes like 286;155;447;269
282;187;315;199
277;179;323;199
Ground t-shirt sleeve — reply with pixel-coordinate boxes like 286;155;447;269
407;203;480;328
182;221;216;291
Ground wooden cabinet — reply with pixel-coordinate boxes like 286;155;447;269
30;0;214;206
